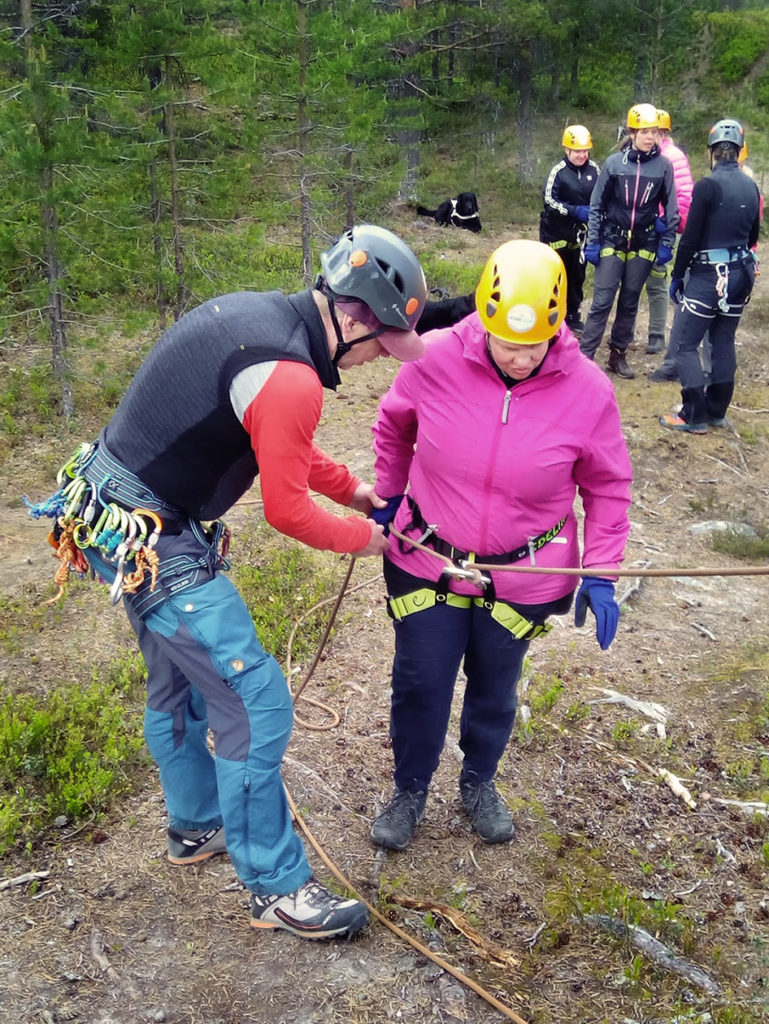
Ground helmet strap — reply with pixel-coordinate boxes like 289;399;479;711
327;295;386;365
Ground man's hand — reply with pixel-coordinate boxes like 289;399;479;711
575;205;591;223
353;520;389;557
348;483;386;516
669;278;685;303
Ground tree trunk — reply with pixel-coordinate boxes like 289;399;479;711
165;55;187;320
297;0;313;285
148;158;168;330
22;0;72;419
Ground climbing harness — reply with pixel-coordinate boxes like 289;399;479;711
401;496;566;568
25;442;230;611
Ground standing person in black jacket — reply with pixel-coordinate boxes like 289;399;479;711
660;119;760;434
539;124;600;335
580;103;679;379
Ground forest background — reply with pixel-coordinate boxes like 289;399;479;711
3;4;769;1024
4;0;769;423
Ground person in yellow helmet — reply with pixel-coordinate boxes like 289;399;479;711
580;103;679;379
368;239;632;853
644;108;694;361
539;124;601;335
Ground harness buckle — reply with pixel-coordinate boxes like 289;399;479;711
416;523;438;545
450;563;490;589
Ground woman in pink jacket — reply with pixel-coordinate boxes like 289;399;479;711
370;240;632;852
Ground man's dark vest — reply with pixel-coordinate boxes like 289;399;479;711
105;290;337;520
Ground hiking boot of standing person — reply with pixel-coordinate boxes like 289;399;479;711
645;334;665;354
250;878;369;940
648;363;678;383
167;824;227;865
607;348;635;379
370;788;427;850
459;772;515;844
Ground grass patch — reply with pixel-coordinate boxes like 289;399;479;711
0;652;149;855
709;522;769;561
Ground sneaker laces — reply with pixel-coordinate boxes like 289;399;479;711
382;789;424;827
464;778;502;815
298;880;343;909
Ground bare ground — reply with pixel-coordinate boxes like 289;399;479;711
2;225;769;1024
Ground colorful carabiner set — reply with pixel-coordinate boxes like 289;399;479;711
25;445;164;605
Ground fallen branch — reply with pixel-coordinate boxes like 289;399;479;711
589;688;667;727
391;894;520;969
0;869;50;892
581;914;721;995
657;768;697;810
89;928;121;985
710;796;769;816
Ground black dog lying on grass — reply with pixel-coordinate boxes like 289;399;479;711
416;191;481;232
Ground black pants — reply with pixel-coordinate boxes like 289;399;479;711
580;249;654;357
673;261;754;424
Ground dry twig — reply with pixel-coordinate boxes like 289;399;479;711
581;914;721;995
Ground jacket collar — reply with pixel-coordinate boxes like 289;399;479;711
461;314;579;381
287;289;341;390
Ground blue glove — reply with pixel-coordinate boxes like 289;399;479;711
369;495;403;536
656;244;673;266
574;577;619;650
584;243;601;266
669;278;684;303
575;205;591;223
655;216;667;235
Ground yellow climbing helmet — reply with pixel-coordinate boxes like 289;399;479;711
627;103;659;130
475;240;566;345
657;109;672;131
562;124;592;149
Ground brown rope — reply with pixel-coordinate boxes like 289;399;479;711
285;787;531;1024
389;526;769;584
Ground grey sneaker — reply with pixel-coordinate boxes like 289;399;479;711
459;774;514;844
371;788;427;851
167;824;227;865
250;878;369;940
646;334;665;354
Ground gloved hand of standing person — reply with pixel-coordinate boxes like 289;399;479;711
368;494;404;536
584;243;601;266
656;244;673;266
669;278;685;303
575;205;591;223
574;577;619;650
655;216;667;235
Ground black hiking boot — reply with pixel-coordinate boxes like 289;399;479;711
645;334;665;354
607;348;635;379
459;772;514;844
370;789;427;851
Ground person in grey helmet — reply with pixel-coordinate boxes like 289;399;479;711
30;225;427;941
659;120;761;434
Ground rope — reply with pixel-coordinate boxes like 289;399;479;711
286;559;386;731
388;526;769;585
284;787;531;1024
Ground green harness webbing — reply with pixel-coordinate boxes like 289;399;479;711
387;588;552;641
599;246;656;262
549;239;582;251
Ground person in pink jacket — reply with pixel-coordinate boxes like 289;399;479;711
369;240;632;852
646;108;694;361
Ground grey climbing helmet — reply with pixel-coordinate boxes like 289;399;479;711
319;225;427;330
708;119;744;150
